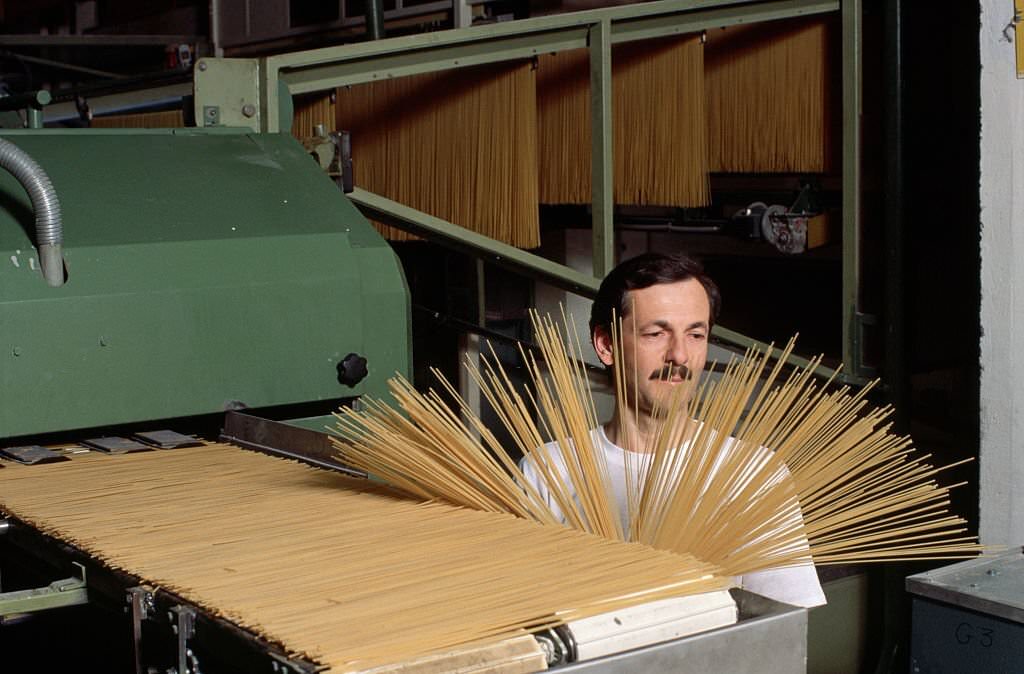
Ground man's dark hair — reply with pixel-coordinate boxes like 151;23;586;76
589;252;721;339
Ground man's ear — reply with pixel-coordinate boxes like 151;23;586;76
592;326;615;367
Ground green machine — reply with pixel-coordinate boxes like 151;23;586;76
0;128;410;442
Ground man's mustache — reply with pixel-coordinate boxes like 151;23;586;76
650;364;692;381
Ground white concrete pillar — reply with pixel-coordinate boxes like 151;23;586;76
979;0;1024;544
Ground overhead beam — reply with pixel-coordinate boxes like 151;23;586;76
842;0;863;376
590;19;614;279
255;0;839;131
0;34;202;46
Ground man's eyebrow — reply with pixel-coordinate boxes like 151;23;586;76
640;320;708;331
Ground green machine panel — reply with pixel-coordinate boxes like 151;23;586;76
0;128;410;439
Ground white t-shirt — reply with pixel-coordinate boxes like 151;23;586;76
519;426;826;608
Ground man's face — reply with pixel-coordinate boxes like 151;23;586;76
593;279;711;415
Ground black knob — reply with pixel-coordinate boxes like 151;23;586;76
337;353;368;387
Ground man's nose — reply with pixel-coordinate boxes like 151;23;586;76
666;336;688;365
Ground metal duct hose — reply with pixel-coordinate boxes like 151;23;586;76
0;137;64;287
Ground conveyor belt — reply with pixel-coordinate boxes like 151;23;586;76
0;443;726;672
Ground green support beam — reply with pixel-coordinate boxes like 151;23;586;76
0;563;88;617
348;188;602;298
842;0;864;377
590;19;614;279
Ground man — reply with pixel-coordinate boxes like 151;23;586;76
520;252;826;608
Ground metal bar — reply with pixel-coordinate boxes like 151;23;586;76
0;562;88;617
349;188;602;297
842;0;862;376
264;0;837;101
453;0;475;28
2;51;128;79
220;411;365;477
712;325;843;381
883;0;906;425
261;58;280;136
458;259;487;432
127;587;155;674
590;19;615;279
0;34;203;46
44;83;191;123
366;0;386;40
210;0;225;57
610;0;837;43
559;589;807;674
282;29;588;95
170;605;197;674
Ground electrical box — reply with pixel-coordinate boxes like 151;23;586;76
907;549;1024;673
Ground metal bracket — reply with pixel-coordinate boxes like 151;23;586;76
202;106;220;126
220;411;365;477
127;587;156;674
169;605;200;674
533;625;576;666
0;562;89;618
0;445;69;465
854;311;878;379
193;57;261;131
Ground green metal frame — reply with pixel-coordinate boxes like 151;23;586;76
841;0;865;379
194;0;864;381
0;562;88;617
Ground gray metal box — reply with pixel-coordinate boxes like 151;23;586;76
906;548;1024;674
557;589;808;674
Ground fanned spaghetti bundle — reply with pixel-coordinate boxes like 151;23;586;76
332;311;985;579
